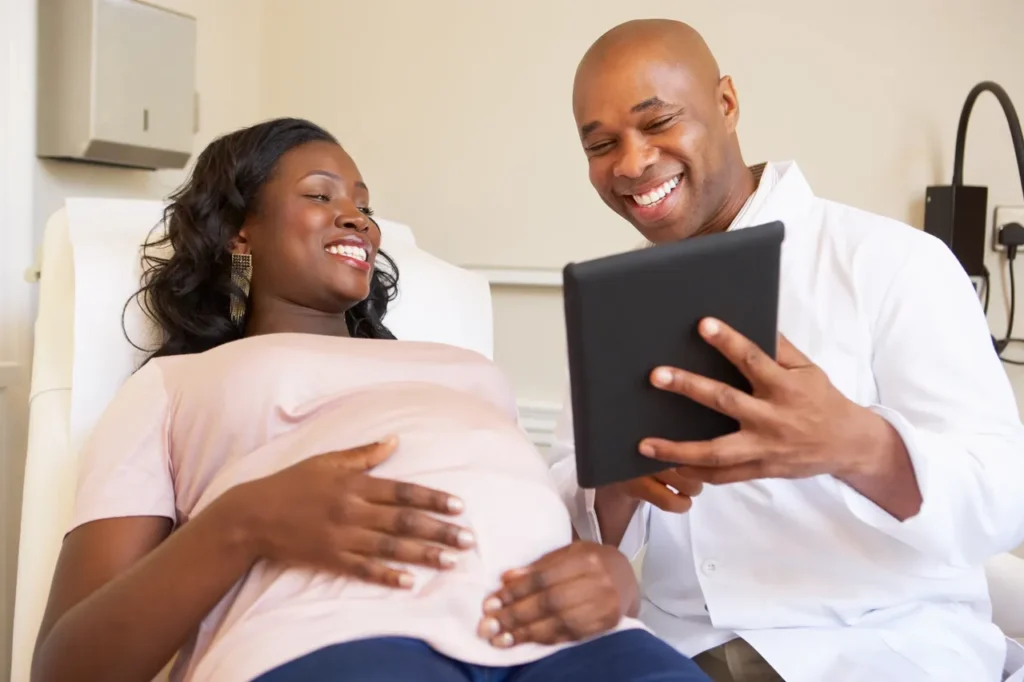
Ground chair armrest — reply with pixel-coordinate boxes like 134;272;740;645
987;552;1024;640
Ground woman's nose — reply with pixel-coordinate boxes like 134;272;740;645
336;211;369;232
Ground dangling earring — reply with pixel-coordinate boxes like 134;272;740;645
230;253;252;325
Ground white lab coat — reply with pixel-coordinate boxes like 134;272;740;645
548;161;1024;682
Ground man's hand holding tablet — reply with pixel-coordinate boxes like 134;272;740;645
563;221;921;547
639;317;920;520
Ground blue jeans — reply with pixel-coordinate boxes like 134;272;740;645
253;629;710;682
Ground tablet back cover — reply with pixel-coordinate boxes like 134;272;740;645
562;221;784;489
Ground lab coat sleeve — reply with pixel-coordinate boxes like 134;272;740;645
837;235;1024;566
547;387;649;559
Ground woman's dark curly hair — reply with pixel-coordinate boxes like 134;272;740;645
126;117;399;361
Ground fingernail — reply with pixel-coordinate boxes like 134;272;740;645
439;551;458;568
639;442;655;457
378;434;399;447
502;567;527;581
483;597;503;613
447;497;465;513
702;318;720;336
397;573;415;589
478;617;500;638
492;632;514;648
652;368;673;387
457;529;476;548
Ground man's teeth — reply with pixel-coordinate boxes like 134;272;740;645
632;176;681;207
325;244;367;261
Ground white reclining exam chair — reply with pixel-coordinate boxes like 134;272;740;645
10;198;493;682
10;199;1024;681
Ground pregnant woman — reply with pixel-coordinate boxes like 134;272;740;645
31;117;710;682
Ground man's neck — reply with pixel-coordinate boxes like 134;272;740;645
697;163;762;237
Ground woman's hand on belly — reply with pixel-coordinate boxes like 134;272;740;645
229;436;476;587
475;541;639;648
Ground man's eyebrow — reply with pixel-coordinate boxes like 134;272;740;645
631;97;671;113
580;120;602;137
580;97;675;138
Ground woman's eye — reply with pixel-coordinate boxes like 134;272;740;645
306;193;331;202
360;206;375;217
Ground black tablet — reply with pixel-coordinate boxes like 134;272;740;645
562;221;784;489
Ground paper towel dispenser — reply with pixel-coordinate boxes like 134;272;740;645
37;0;197;170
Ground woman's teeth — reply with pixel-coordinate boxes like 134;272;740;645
632;175;681;207
325;244;367;261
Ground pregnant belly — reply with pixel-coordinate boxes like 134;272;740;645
198;390;572;629
237;432;573;609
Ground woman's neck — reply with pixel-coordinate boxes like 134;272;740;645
244;296;350;338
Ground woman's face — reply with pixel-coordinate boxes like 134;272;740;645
238;140;382;316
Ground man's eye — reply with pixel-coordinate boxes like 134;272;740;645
646;116;675;131
586;141;614;155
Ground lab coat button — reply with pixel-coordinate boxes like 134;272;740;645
701;560;718;575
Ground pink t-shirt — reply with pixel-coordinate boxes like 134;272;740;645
70;333;642;682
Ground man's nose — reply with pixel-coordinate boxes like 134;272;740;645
612;136;658;179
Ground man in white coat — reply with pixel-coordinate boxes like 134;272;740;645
550;18;1024;682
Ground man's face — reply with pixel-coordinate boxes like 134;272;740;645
573;55;734;244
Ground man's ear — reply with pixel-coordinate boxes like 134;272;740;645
718;75;740;134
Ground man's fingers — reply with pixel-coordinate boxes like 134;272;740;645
776;332;812;368
354;499;476;549
639;431;759;468
697;317;784;386
359;476;465;516
624;475;693;513
650;367;768;422
653;469;704;498
687;461;777;485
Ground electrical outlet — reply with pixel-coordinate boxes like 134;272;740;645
992;205;1024;252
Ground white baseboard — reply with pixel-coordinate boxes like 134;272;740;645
517;400;561;451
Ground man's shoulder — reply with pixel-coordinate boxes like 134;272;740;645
811;196;950;270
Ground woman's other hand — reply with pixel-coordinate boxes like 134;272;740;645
226;435;474;588
475;541;638;648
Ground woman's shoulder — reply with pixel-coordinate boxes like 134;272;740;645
203;333;496;366
147;333;504;388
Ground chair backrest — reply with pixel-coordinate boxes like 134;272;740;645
11;198;493;681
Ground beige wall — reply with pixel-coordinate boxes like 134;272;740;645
258;0;1024;407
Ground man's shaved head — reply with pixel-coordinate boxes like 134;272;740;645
575;19;722;98
573;19;754;244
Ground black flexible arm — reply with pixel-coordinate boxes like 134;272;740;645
951;80;1024;196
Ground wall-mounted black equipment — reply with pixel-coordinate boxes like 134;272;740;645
924;81;1024;279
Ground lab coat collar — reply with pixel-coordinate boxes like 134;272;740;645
743;160;816;237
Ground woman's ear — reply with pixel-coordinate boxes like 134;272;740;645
229;227;252;255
